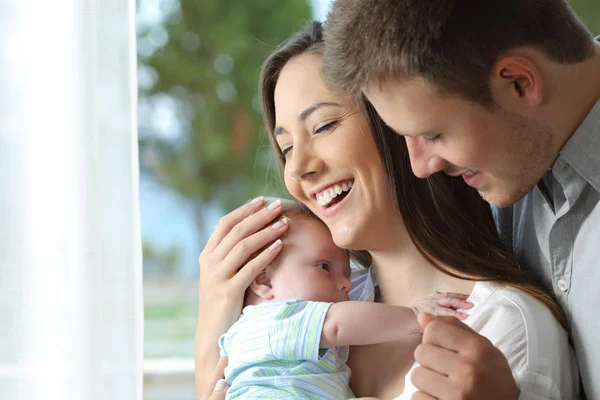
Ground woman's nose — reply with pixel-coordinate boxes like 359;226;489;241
288;145;323;181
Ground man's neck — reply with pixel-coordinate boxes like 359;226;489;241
547;40;600;153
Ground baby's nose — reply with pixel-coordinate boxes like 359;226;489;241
336;277;352;294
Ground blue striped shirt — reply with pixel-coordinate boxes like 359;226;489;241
219;299;354;399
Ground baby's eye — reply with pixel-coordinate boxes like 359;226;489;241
317;263;330;272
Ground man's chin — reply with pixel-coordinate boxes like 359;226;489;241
478;187;530;208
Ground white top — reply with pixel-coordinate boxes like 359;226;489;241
395;281;579;400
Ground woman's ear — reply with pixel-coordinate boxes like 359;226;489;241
250;269;274;300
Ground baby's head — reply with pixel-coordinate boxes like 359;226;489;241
245;197;352;306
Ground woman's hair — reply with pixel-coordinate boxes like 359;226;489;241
258;21;567;328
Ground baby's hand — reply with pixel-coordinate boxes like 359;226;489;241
411;291;473;321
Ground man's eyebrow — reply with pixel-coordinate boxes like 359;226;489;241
393;129;432;138
274;102;343;136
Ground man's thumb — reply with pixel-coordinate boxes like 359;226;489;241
418;312;435;331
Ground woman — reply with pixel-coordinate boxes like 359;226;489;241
196;22;577;399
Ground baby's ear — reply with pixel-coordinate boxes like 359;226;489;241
250;269;274;300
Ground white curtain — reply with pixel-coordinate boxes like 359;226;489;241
0;1;143;399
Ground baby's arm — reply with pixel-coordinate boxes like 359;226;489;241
320;292;471;348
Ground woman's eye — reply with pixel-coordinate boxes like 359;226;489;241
279;147;292;162
422;134;441;144
315;120;339;134
317;263;330;272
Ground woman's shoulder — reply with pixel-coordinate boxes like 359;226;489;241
466;282;568;349
468;282;561;326
465;282;578;397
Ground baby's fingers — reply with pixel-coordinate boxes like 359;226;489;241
438;296;473;310
434;306;470;320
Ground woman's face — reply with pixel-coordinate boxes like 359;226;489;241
272;53;400;250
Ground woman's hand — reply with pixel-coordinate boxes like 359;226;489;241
200;356;229;400
195;197;289;395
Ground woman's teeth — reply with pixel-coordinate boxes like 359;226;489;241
464;170;477;177
317;181;353;206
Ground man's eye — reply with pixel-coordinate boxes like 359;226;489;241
422;134;441;144
317;263;330;272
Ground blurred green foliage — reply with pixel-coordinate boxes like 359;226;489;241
570;0;600;34
139;1;311;236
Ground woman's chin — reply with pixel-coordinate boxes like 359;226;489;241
330;223;358;249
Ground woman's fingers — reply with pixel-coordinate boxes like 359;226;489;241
205;380;228;400
203;197;265;253
211;200;284;264
221;217;289;278
234;238;284;289
202;356;229;400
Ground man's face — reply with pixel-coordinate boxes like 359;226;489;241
364;78;554;207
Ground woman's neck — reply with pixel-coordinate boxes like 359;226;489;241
370;240;475;307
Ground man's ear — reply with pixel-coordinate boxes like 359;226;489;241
250;269;274;300
490;55;544;109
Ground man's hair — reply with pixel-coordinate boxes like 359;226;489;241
323;0;594;105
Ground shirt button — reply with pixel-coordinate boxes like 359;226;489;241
557;279;569;293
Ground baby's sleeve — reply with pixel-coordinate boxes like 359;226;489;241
218;333;227;357
269;300;332;362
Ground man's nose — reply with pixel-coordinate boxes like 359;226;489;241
405;136;448;178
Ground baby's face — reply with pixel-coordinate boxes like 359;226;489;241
268;218;352;303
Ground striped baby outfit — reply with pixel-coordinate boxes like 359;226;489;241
219;299;354;399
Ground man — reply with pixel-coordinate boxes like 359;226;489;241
323;0;600;398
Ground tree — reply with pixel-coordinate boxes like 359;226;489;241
570;0;600;35
138;1;311;237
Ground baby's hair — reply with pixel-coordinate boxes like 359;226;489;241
261;196;321;223
242;196;335;305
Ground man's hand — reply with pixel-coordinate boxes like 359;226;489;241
410;314;519;400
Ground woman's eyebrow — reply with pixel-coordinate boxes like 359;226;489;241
274;101;343;136
299;102;342;121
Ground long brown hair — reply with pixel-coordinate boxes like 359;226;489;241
259;21;567;329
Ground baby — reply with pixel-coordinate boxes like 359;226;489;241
219;198;471;400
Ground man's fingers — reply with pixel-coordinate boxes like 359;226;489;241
410;391;437;400
414;342;461;377
417;312;435;331
421;315;483;355
410;364;454;399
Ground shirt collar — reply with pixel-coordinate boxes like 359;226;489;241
559;98;600;193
